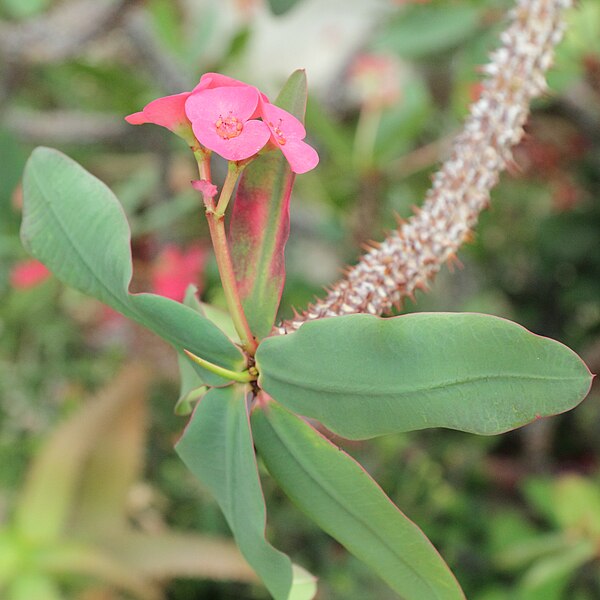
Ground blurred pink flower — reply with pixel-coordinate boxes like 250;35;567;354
151;244;208;302
185;86;271;161
125;92;195;143
260;102;319;174
348;53;403;109
10;259;51;289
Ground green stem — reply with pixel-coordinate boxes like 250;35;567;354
216;161;245;216
194;155;257;356
184;349;255;383
353;105;382;171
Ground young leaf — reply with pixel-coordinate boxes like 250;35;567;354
229;70;308;340
175;385;295;600
256;313;593;439
20;147;242;386
251;401;465;600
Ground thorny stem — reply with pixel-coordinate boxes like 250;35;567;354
279;0;573;334
194;151;258;356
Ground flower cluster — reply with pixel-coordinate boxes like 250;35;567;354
126;73;318;174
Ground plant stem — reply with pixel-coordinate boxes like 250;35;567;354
184;350;255;383
353;105;381;171
194;154;258;356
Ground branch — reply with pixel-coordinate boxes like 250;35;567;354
279;0;573;334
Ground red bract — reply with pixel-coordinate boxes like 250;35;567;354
260;102;319;174
194;72;270;111
10;259;51;289
152;244;207;302
185;87;271;162
125;92;195;143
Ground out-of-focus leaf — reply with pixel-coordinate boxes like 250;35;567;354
518;539;596;600
495;533;573;570
553;475;600;536
21;147;242;385
2;0;50;19
175;385;295;600
74;369;148;532
14;365;150;543
0;130;26;234
252;401;465;600
229;70;307;340
8;572;63;600
256;313;593;439
38;543;162;600
266;0;300;16
97;531;256;582
374;5;482;59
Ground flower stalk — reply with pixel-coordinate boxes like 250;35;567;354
195;155;258;356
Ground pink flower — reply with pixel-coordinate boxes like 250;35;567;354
10;259;51;289
151;244;207;302
259;102;319;174
125;92;196;144
185;86;271;161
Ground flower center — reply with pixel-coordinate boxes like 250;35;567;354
215;113;243;140
269;120;286;146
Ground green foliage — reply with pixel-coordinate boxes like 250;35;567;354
175;385;297;600
0;365;253;599
373;4;482;59
266;0;301;16
252;401;465;600
257;313;592;439
20;148;243;386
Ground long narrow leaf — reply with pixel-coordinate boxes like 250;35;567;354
251;401;465;600
175;385;294;600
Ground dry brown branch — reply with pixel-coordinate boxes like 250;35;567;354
0;0;139;65
279;0;573;334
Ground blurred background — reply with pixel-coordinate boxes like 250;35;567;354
1;0;600;598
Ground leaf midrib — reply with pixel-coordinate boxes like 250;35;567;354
30;164;132;315
262;370;586;397
261;413;455;600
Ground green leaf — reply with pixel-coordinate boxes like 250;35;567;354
15;365;148;542
251;401;465;600
518;539;596;600
229;70;307;340
256;313;593;440
175;385;294;600
373;5;482;59
20;147;242;386
38;543;162;600
266;0;300;16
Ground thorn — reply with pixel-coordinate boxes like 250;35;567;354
393;211;406;226
463;230;476;244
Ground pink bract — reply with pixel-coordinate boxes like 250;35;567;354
260;102;319;174
10;259;51;289
152;244;207;302
125;92;195;143
194;73;270;111
192;179;218;199
185;87;271;162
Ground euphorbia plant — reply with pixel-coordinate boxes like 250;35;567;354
18;4;594;598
